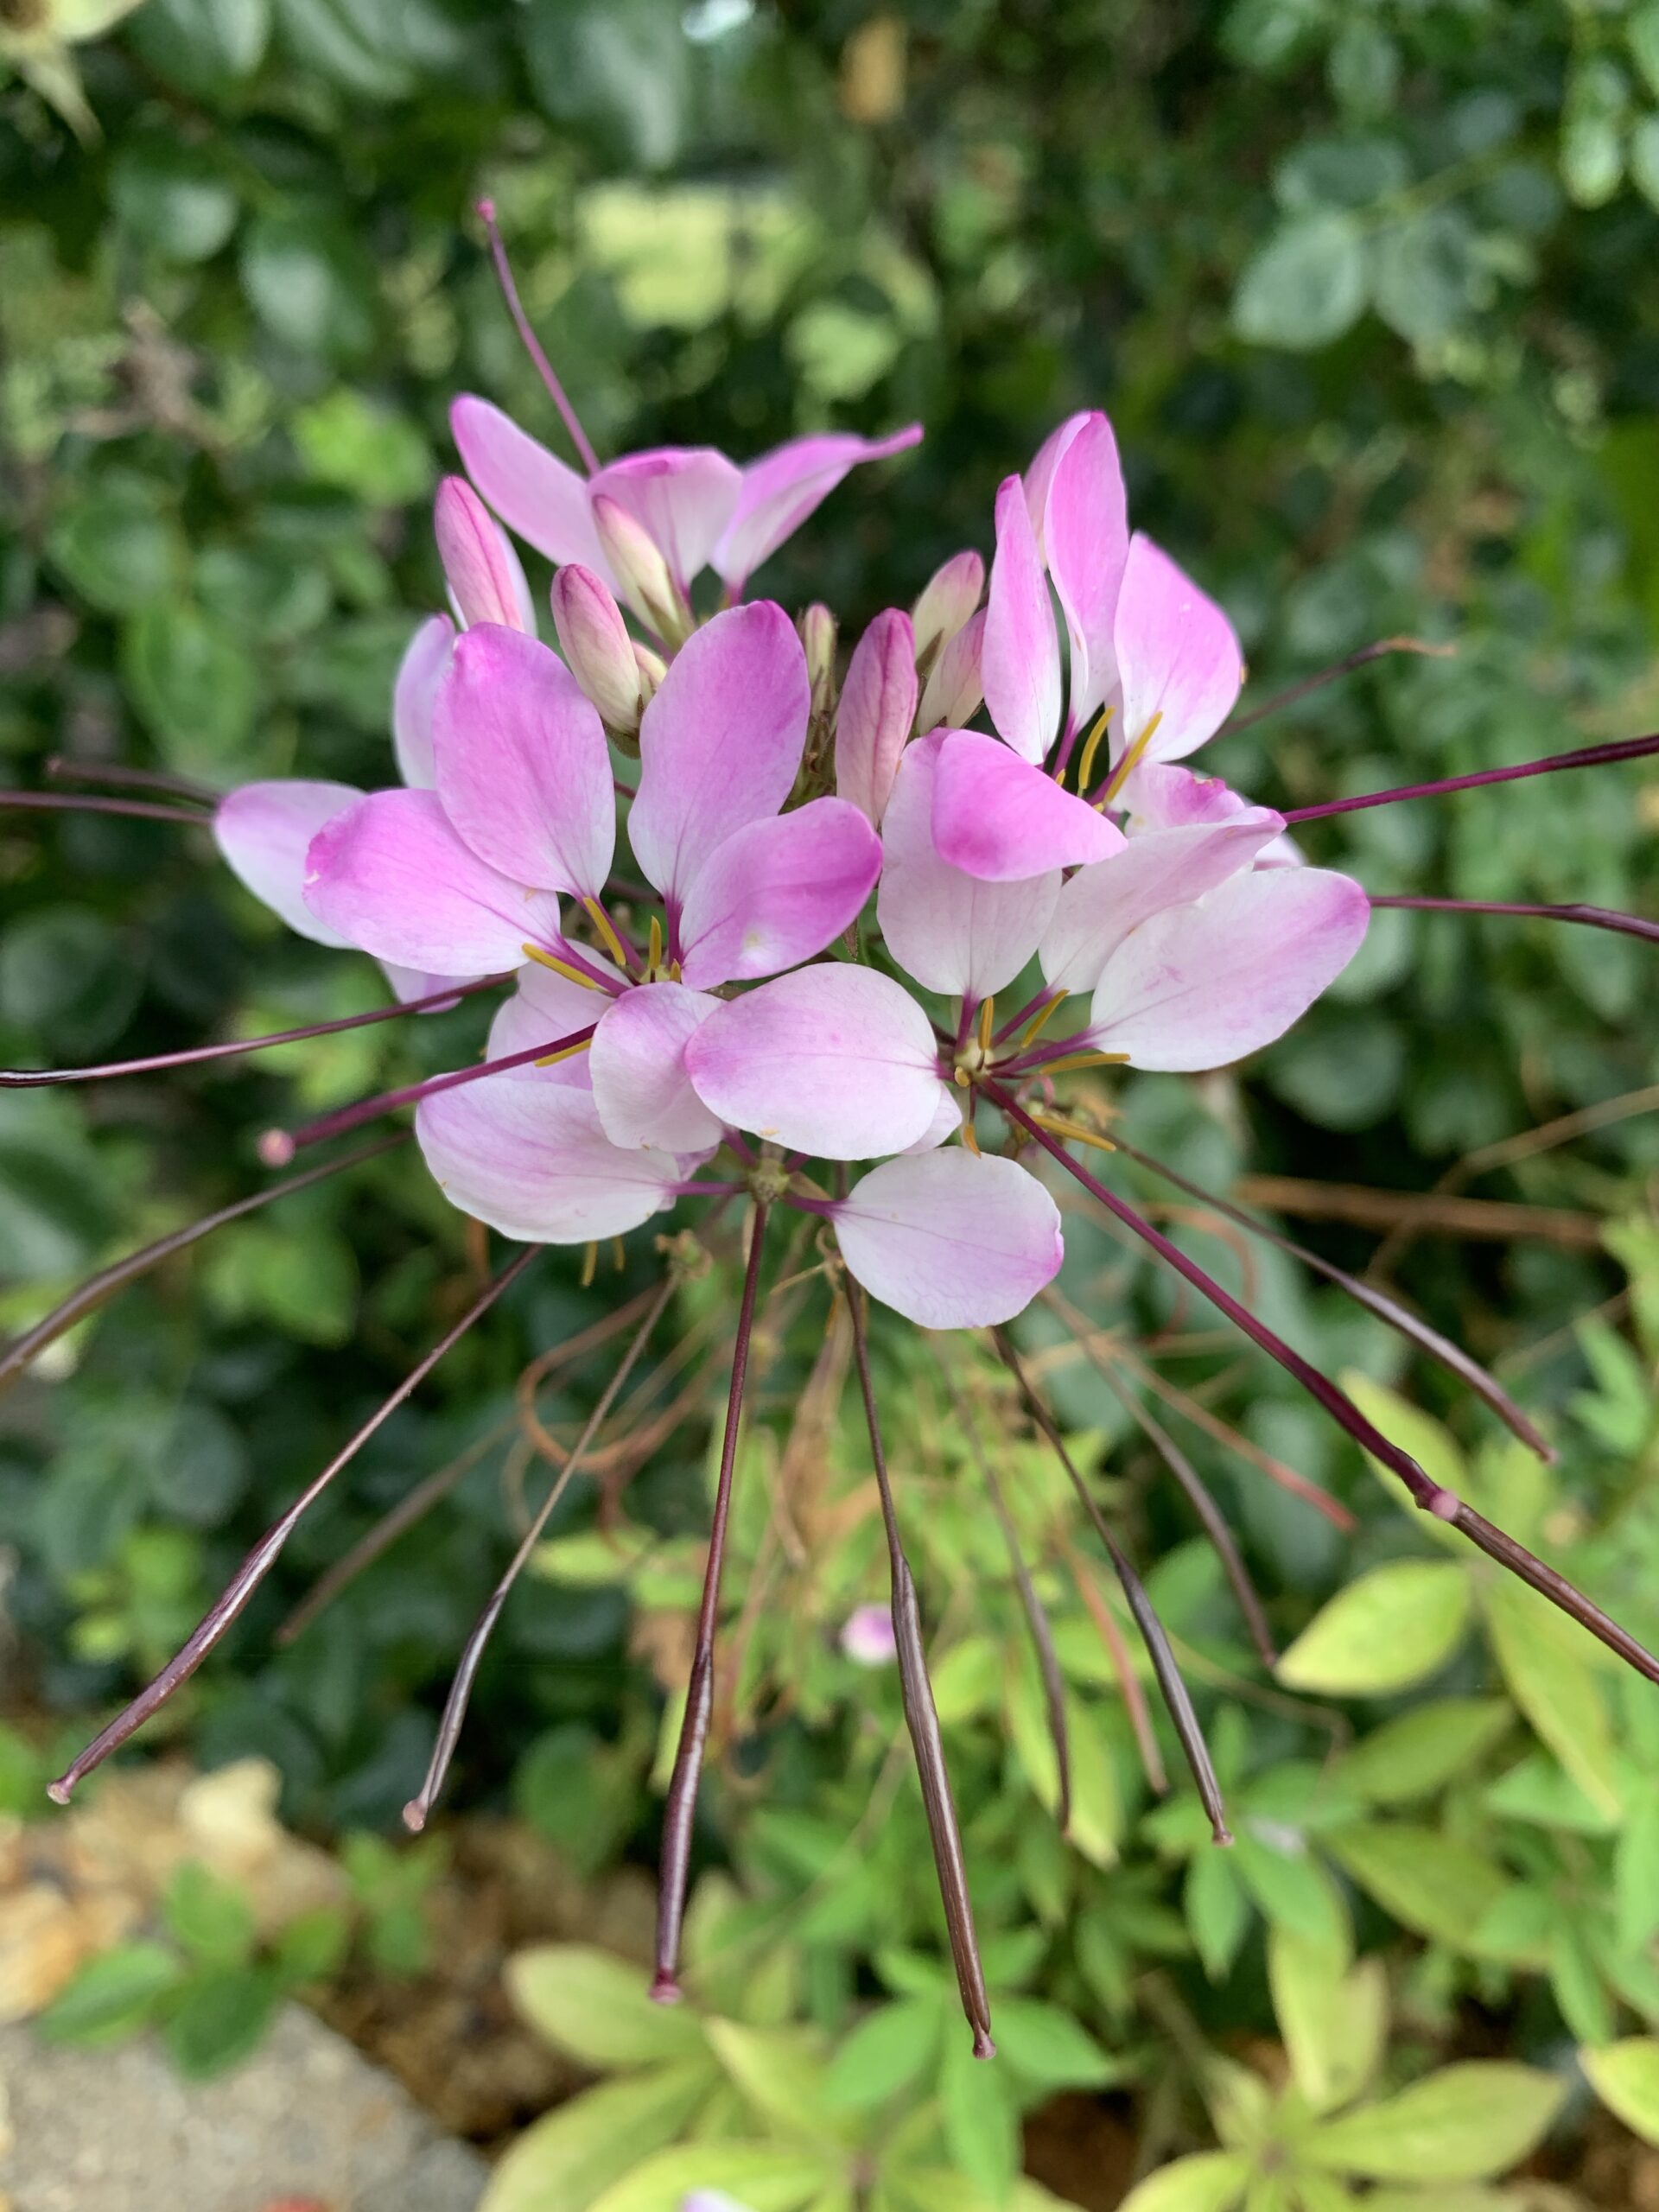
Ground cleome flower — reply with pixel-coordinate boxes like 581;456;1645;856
7;209;1659;2063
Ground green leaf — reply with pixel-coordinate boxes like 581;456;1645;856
586;2142;833;2212
479;2062;715;2212
989;1997;1115;2091
46;475;184;613
1278;1561;1471;1694
1268;1930;1387;2114
110;137;238;263
1484;1750;1618;1835
162;1861;257;1968
705;2018;842;2142
822;1999;940;2111
0;907;143;1059
272;1905;351;1987
1325;1822;1508;1951
505;1944;706;2069
1630;115;1659;209
941;2024;1020;2204
121;603;257;771
162;1965;281;2076
1232;213;1370;350
1336;1376;1467;1541
1305;2063;1565;2181
38;1942;184;2044
292;388;434;506
1116;2152;1251;2212
1185;1847;1249;1981
239;209;376;359
1581;2038;1659;2146
1550;1922;1616;2047
1233;1836;1349;1955
126;0;270;98
1617;1785;1659;1950
1373;209;1478;345
1481;1575;1621;1818
1337;1699;1512;1805
1561;111;1624;209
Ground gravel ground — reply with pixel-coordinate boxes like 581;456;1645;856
0;2002;487;2212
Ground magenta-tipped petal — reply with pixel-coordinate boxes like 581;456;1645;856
677;798;881;989
931;731;1125;880
982;474;1062;763
714;424;922;591
1113;532;1243;768
1042;412;1128;729
590;446;742;596
450;395;611;578
836;607;918;827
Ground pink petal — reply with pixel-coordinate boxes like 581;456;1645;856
215;779;362;948
391;614;454;789
876;735;1058;998
1123;761;1267;832
836;608;918;826
1039;815;1285;996
840;1603;899;1667
487;962;615;1085
1021;412;1090;551
588;982;724;1151
589;448;742;595
677;798;881;989
383;963;475;1009
630;602;810;907
683;963;945;1160
1043;413;1128;729
905;1086;964;1154
1087;867;1369;1070
433;626;614;899
912;550;984;664
304;788;563;975
1113;533;1243;766
982;474;1061;763
931;731;1126;880
712;425;923;591
435;476;536;635
416;1074;685;1243
450;396;612;579
833;1151;1063;1327
916;606;986;734
549;563;645;730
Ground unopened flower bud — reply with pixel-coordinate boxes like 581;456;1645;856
592;494;690;644
633;642;666;699
801;603;838;718
917;606;986;733
550;563;645;733
434;477;534;634
836;607;916;826
912;549;984;668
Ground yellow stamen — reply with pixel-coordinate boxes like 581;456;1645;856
668;958;682;982
1034;1049;1131;1077
1030;1108;1118;1155
611;1236;626;1273
953;1066;971;1089
582;895;629;971
1019;995;1062;1052
976;996;995;1054
1075;705;1115;795
534;1037;593;1067
580;1241;597;1287
1097;711;1163;807
961;1110;982;1156
523;943;605;992
646;915;664;979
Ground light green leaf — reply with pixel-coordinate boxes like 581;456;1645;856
1325;1823;1507;1952
1373;209;1478;345
1618;1786;1659;1951
587;2143;833;2212
1116;2152;1251;2212
928;1636;1002;1724
823;1999;940;2111
292;388;434;506
941;2024;1020;2203
1481;1576;1621;1818
1336;1375;1467;1545
1268;1930;1387;2114
162;1861;257;1968
1233;213;1370;350
37;1942;184;2044
704;2018;843;2142
1581;2038;1659;2145
480;2063;714;2212
1278;1562;1471;1694
1186;1847;1249;1982
1233;1836;1350;1956
1305;2063;1565;2181
989;1997;1116;2091
505;1945;706;2069
1336;1699;1512;1805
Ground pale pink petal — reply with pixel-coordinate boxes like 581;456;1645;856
1021;412;1090;551
931;731;1125;880
1123;761;1264;833
450;396;612;579
391;614;454;789
416;1074;684;1243
589;448;742;595
1113;533;1243;766
916;607;986;734
216;779;362;948
904;1087;964;1154
304;788;563;975
433;626;614;899
1044;413;1128;729
836;608;918;826
912;550;983;664
1255;829;1306;870
630;602;810;907
383;963;475;1010
712;426;923;591
834;1151;1063;1327
487;963;613;1085
1039;816;1284;995
876;735;1058;998
677;798;881;989
683;964;945;1160
840;1603;898;1667
435;476;536;635
1086;868;1369;1070
982;474;1062;763
588;982;724;1152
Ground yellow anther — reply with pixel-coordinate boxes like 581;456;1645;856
976;996;995;1054
582;895;629;971
534;1037;594;1067
1075;705;1115;795
1034;1049;1131;1077
961;1110;982;1156
668;958;682;982
1019;995;1063;1052
1030;1108;1118;1155
611;1236;626;1274
1097;712;1162;807
580;1241;598;1287
646;915;664;979
953;1066;971;1089
523;943;605;991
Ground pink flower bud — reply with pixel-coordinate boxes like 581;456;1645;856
434;477;534;633
801;603;838;715
912;549;984;665
550;563;644;732
836;608;917;826
917;606;986;733
840;1603;898;1668
592;494;689;643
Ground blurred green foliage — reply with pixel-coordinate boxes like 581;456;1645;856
4;0;1659;2201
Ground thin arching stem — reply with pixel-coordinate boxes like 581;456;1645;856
0;790;208;826
477;199;601;474
1224;637;1453;734
44;757;218;804
1281;730;1659;824
404;1272;678;1831
1;975;509;1089
48;1243;542;1803
1369;894;1659;944
0;1133;410;1394
848;1289;995;2057
653;1201;771;2002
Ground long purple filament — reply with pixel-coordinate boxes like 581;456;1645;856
1370;894;1659;944
1282;730;1659;823
2;975;510;1089
0;789;208;826
652;1201;771;2002
477;199;601;475
44;757;218;804
993;1084;1659;1689
0;1133;409;1394
47;1243;542;1803
1224;636;1454;735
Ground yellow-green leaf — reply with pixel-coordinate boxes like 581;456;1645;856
588;2143;833;2212
505;1945;706;2069
1116;2152;1251;2212
1481;1575;1621;1818
1338;1372;1467;1547
1278;1561;1471;1694
704;2018;845;2143
480;2063;715;2212
1581;2037;1659;2145
1268;1929;1388;2114
1325;1822;1508;1951
1336;1697;1512;1804
1305;2062;1565;2181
